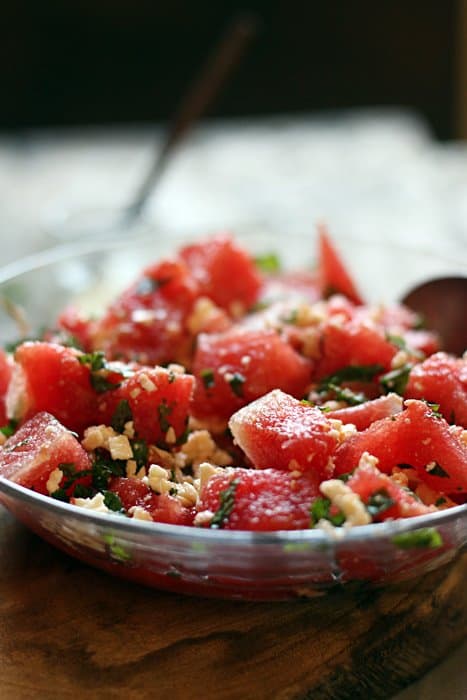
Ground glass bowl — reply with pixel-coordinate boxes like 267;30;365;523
0;229;465;601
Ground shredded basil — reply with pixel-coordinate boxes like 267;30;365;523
131;438;148;470
157;401;172;434
392;528;443;549
200;368;215;389
379;365;411;395
111;399;133;433
426;462;449;478
310;497;346;527
324;382;367;406
0;419;18;438
91;451;126;490
254;252;281;274
320;364;384;387
78;350;122;393
135;275;171;296
228;372;246;398
102;490;125;513
210;479;240;529
366;488;395;518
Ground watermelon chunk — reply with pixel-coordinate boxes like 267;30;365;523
91;258;200;366
197;467;320;530
179;233;262;314
314;319;397;381
109;477;194;525
347;457;433;521
317;224;363;304
97;366;194;446
0;411;91;495
405;352;467;427
191;328;312;423
0;349;13;427
229;389;343;478
325;393;403;430
334;399;467;494
12;342;101;435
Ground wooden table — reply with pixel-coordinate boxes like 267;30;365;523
1;505;466;700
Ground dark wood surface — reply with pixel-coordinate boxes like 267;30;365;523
0;504;466;700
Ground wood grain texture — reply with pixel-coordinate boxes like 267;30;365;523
0;506;466;700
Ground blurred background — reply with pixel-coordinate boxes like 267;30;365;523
1;0;465;138
0;0;467;266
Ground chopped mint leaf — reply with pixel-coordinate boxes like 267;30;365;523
320;364;384;387
111;399;133;433
380;365;411;395
200;368;215;389
366;488;395;518
228;372;246;398
310;497;346;527
157;401;172;434
210;478;239;529
0;419;18;438
392;528;443;549
254;252;281;274
103;490;125;513
426;462;449;478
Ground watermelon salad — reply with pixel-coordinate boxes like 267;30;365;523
0;228;465;534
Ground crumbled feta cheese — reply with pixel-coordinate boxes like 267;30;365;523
319;479;371;527
147;464;171;494
125;460;146;479
327;419;357;443
108;434;133;460
123;421;135;439
73;492;112;513
129;506;153;521
82;425;133;461
186;297;221;334
46;467;63;495
165;426;177;445
138;372;156;392
193;509;215;527
178;430;232;469
198;462;223;492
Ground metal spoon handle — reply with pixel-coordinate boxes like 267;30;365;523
126;14;258;221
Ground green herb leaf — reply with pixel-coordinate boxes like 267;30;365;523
111;399;133;433
425;462;449;478
426;402;443;419
135;275;170;295
379;365;412;395
131;439;148;469
0;419;18;438
200;368;215;389
91;451;126;490
310;497;346;527
385;333;408;350
366;488;395;518
210;479;239;529
103;490;125;513
72;484;93;499
254;252;281;274
392;528;443;549
325;382;366;406
51;488;68;502
228;372;246;398
320;364;384;388
157;401;172;434
78;351;124;393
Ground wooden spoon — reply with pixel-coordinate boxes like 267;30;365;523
401;276;467;356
